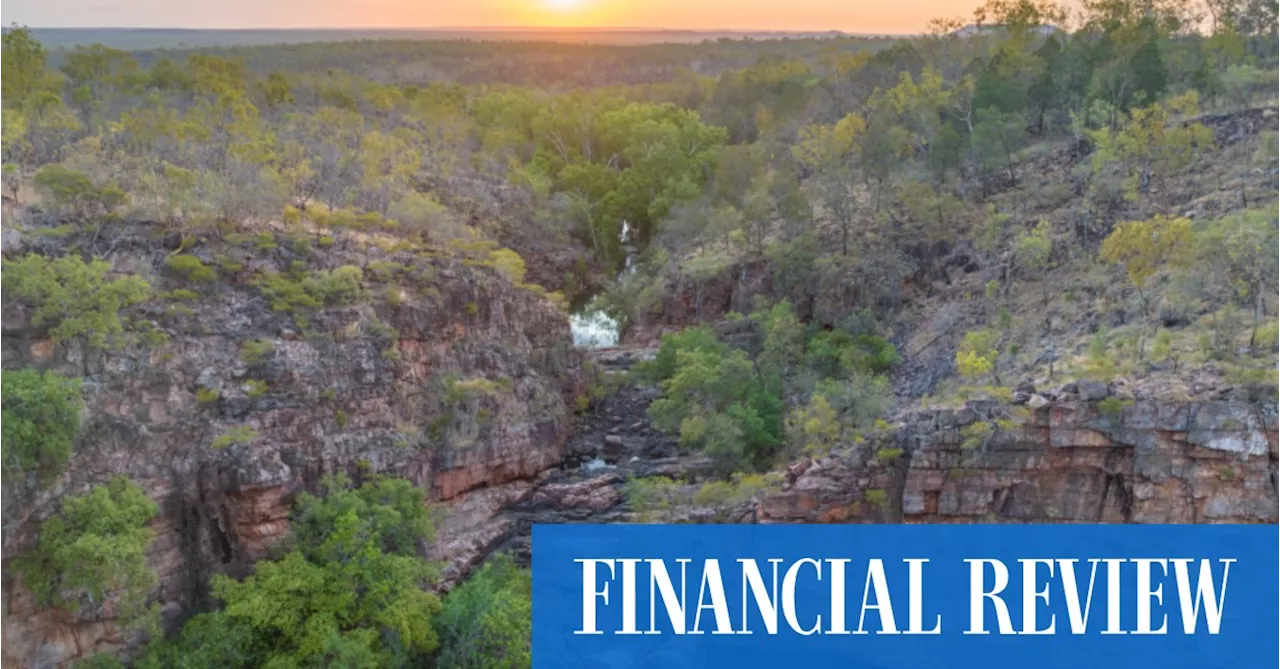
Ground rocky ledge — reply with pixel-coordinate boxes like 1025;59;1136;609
761;398;1278;524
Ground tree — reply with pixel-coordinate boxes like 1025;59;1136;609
2;26;48;110
1088;93;1214;201
32;165;126;219
956;328;1003;384
3;254;152;350
1100;214;1194;356
136;476;442;668
434;554;532;669
1;369;82;483
972;108;1026;186
1099;214;1193;295
15;476;159;625
1196;209;1280;347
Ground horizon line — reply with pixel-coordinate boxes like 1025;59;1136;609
17;24;914;36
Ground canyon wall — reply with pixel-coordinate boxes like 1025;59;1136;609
760;397;1278;525
1;245;584;667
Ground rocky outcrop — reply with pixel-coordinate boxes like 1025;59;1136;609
761;399;1278;525
1;233;584;667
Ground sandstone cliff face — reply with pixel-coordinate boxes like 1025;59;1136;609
1;236;584;667
760;399;1278;525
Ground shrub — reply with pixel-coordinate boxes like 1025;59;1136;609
32;165;126;218
211;425;259;449
3;254;151;349
487;248;527;283
240;339;275;366
15;476;158;623
875;447;904;464
434;553;531;669
863;488;888;508
1096;396;1130;421
135;476;441;668
955;329;1000;382
1;369;82;482
255;266;365;312
165;254;217;282
195;387;220;405
960;421;995;449
244;379;268;398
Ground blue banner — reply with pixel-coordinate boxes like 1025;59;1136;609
532;524;1278;668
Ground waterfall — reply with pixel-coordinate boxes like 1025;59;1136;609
569;220;636;349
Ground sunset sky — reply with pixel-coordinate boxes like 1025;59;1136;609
5;0;990;34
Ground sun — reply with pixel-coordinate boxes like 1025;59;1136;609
542;0;585;13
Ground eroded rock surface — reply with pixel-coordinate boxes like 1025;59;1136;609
761;399;1278;525
2;250;584;667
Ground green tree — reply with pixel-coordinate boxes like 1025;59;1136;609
1099;214;1193;295
956;328;1003;384
15;476;159;624
1;368;82;483
2;26;48;110
1196;208;1280;347
434;554;532;669
136;476;442;668
3;254;151;349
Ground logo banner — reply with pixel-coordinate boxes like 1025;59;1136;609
532;524;1277;668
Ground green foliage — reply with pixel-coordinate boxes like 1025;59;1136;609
1096;396;1131;421
291;475;434;558
648;344;783;475
1;368;82;483
3;254;151;349
195;387;220;405
434;553;531;669
165;254;217;282
642;326;726;382
243;379;268;398
135;475;440;668
210;425;259;449
32;165;126;218
875;447;904;464
486;248;528;284
960;421;995;450
956;329;1001;382
239;339;275;366
1013;219;1053;276
254;265;366;312
15;476;158;624
863;488;888;509
1100;215;1193;291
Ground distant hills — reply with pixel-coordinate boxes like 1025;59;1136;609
12;27;896;50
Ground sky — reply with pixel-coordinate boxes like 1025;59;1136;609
2;0;990;34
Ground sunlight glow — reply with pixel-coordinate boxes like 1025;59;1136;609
543;0;585;12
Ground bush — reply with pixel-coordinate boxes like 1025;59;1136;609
211;425;258;449
255;266;365;312
165;254;217;283
136;475;442;668
240;339;275;366
3;254;151;349
15;476;158;623
434;553;531;669
32;165;126;218
1;369;82;482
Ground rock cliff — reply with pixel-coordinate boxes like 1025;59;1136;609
761;398;1278;525
1;227;584;667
